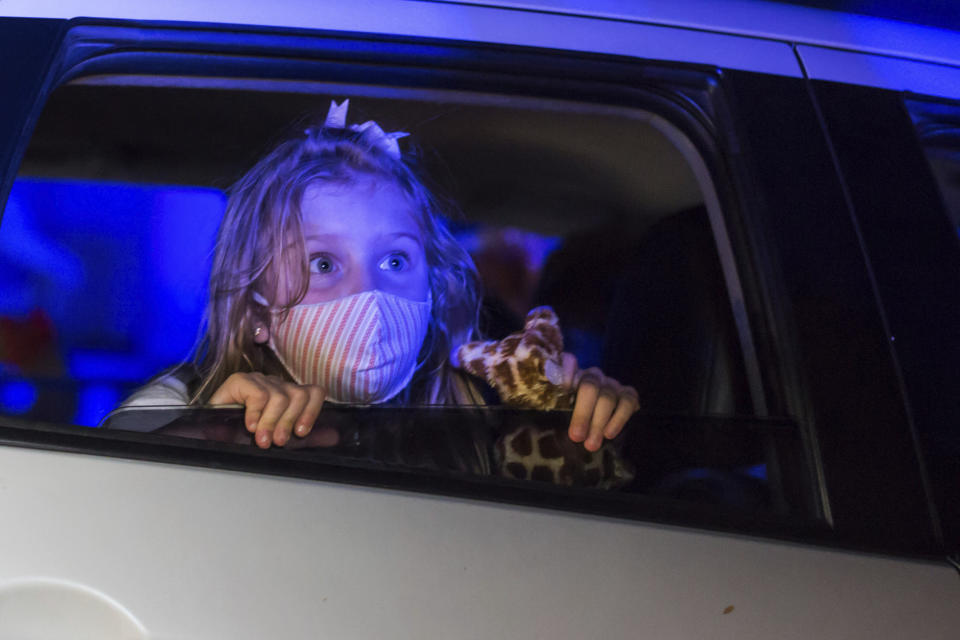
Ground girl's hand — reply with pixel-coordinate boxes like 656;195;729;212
208;372;336;449
559;353;639;452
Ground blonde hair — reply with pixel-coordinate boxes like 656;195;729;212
189;117;481;404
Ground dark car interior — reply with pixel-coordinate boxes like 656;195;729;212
1;76;807;516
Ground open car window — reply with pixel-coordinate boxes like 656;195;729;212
0;26;823;540
908;98;960;241
5;79;756;417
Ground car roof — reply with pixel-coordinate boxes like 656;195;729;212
2;0;960;69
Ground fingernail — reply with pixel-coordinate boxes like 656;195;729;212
248;422;257;432
257;432;270;447
570;426;586;441
295;424;307;436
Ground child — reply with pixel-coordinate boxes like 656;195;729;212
124;100;638;451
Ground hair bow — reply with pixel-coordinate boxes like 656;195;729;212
321;99;408;160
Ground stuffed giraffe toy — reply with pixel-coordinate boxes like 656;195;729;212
453;307;634;490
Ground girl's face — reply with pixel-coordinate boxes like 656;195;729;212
294;177;430;305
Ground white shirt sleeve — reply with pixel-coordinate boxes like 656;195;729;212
120;375;191;407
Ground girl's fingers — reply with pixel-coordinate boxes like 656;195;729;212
253;380;291;448
209;373;270;435
569;368;640;449
206;374;329;448
602;386;640;440
271;384;309;446
585;383;619;451
294;386;327;437
569;368;603;442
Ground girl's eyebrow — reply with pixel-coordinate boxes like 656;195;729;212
302;231;423;246
303;233;343;242
382;232;423;245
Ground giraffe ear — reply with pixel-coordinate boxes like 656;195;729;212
523;306;559;328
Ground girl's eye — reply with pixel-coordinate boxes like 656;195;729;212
309;255;337;275
379;252;409;272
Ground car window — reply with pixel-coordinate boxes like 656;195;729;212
907;98;960;241
902;96;960;547
0;25;821;536
7;81;753;416
0;179;223;423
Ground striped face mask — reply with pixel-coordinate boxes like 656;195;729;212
269;290;431;404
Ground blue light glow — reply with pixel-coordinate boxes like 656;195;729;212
0;379;38;414
75;383;122;427
1;179;224;423
740;463;768;481
1;179;225;384
68;350;155;383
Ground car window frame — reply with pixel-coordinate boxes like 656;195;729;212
0;16;948;559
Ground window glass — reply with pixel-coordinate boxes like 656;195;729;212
907;98;960;240
0;77;815;521
101;405;806;514
0;179;222;424
902;98;960;546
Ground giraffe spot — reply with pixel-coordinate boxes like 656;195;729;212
500;335;521;357
579;448;594;464
510;429;533;456
468;357;487;377
583;468;602;486
537;387;561;409
482;342;498;355
505;462;528;479
524;334;549;352
558;462;576;484
493;361;517;395
516;356;543;391
537;433;563;459
531;466;554;483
